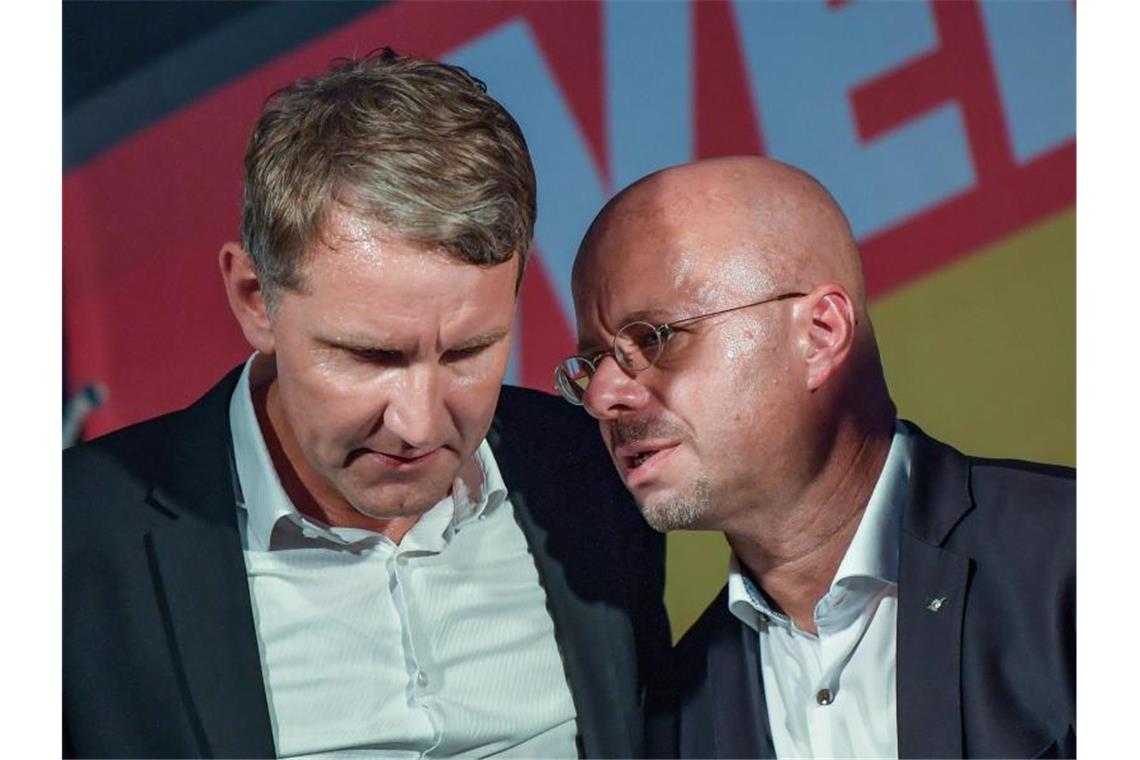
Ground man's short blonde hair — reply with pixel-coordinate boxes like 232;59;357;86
241;47;536;306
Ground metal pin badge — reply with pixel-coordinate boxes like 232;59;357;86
926;596;948;613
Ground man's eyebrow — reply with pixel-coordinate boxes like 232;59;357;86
622;308;664;324
575;309;665;354
318;330;510;355
449;329;510;352
317;336;407;354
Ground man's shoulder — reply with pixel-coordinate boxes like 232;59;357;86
962;452;1074;566
491;384;663;560
906;423;1074;568
495;384;598;435
907;422;1074;519
955;448;1073;534
63;409;186;557
64;368;241;505
966;453;1074;506
64;407;184;494
493;385;615;471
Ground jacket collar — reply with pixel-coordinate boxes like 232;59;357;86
143;365;277;758
895;421;974;759
900;421;973;545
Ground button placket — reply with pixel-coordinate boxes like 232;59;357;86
388;552;428;699
804;639;834;758
392;550;443;710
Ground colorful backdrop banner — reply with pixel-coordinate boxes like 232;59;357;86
63;0;1075;635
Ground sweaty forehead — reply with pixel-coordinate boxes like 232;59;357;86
575;215;693;315
573;190;774;314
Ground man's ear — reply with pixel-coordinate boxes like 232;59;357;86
798;283;857;392
219;242;275;354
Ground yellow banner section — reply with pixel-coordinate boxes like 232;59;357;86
664;208;1076;639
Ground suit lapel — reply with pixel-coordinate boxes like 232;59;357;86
896;536;969;758
710;613;775;758
145;369;277;758
896;423;974;759
488;408;631;759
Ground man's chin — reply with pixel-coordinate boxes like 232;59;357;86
346;477;455;521
636;477;713;532
640;503;700;533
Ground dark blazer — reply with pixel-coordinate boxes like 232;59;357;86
64;367;670;759
660;422;1075;759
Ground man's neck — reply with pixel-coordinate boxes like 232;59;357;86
726;421;894;635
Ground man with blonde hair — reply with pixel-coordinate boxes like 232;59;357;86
65;49;668;758
560;156;1074;758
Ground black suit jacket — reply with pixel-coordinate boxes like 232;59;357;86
64;367;670;758
660;422;1075;759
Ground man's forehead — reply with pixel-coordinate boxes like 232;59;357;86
580;199;753;279
305;215;513;283
578;233;746;304
311;206;424;259
574;251;700;345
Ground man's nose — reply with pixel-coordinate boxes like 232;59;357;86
581;356;651;420
384;365;450;450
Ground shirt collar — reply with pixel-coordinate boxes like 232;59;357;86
727;554;772;631
228;353;507;552
833;421;911;587
727;422;912;630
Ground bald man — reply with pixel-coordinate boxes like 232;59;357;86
557;157;1075;759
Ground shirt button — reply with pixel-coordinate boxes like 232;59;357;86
816;688;833;706
416;670;430;688
396;554;409;566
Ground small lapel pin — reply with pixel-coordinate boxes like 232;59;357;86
926;596;948;613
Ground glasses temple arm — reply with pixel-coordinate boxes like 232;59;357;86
665;291;807;330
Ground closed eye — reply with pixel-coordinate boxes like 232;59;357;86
349;347;406;366
442;330;507;364
442;344;490;363
442;348;478;362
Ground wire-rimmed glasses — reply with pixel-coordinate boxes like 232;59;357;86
554;290;806;406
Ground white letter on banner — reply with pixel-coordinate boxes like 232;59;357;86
978;0;1075;165
605;0;693;189
446;21;609;382
731;1;975;239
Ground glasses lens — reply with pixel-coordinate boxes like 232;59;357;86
554;357;593;405
615;321;664;371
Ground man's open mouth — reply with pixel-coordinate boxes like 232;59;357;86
618;442;680;478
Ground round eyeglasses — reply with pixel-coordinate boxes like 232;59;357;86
554;290;806;406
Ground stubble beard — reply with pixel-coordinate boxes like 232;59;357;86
610;415;712;532
639;475;713;532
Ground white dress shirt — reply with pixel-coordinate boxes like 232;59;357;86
228;355;578;758
728;424;912;759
